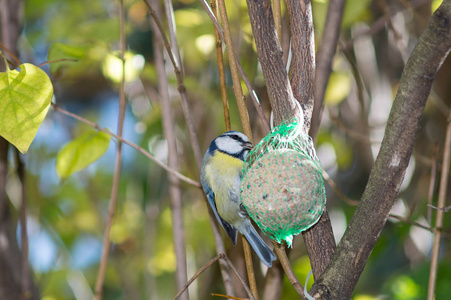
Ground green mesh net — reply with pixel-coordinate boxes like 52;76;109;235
241;119;326;247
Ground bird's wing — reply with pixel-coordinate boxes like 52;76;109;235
204;184;238;245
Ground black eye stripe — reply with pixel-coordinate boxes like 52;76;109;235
229;134;244;143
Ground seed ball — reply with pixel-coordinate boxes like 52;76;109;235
241;149;326;243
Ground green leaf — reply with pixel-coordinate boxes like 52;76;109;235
56;130;111;180
48;42;87;74
0;63;53;153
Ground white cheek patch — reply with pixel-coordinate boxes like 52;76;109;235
215;137;241;155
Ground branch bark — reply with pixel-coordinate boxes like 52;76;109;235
313;1;451;298
287;0;315;130
246;0;298;126
246;0;335;296
286;0;337;280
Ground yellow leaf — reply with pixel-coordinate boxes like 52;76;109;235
56;130;111;180
0;63;53;153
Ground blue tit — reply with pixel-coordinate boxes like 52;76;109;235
201;131;277;267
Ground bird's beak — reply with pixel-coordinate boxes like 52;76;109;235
243;142;253;151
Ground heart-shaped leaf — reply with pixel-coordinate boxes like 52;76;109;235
56;130;111;180
0;63;53;153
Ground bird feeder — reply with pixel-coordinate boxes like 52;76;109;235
241;118;326;246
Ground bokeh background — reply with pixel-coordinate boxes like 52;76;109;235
5;0;450;299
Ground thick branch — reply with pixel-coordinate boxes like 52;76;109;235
287;0;315;130
247;0;336;283
286;0;337;279
313;2;451;299
246;0;298;126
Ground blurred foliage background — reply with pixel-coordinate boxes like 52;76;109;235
5;0;450;299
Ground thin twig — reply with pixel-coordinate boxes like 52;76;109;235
163;0;183;76
428;113;451;299
211;0;231;132
272;242;305;297
0;40;21;66
222;255;255;300
241;239;258;300
428;204;451;212
152;0;188;298
329;109;381;144
310;0;346;140
427;145;439;224
198;0;270;132
143;0;235;294
388;214;434;232
211;294;249;300
217;0;252;140
36;58;78;68
51;103;201;187
377;0;409;62
0;56;18;69
430;90;451;117
341;0;433;50
144;0;204;170
339;42;368;117
94;1;127;298
322;169;360;206
174;254;223;300
174;254;255;300
210;0;241;293
216;0;258;297
324;169;442;234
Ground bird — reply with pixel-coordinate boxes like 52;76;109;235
200;131;277;267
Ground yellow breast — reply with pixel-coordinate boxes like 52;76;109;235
204;152;243;221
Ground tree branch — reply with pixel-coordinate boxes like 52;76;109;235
150;0;188;298
95;1;127;298
174;254;255;300
310;0;347;139
144;0;236;294
199;0;270;132
428;111;451;299
285;0;338;280
272;242;305;298
313;2;451;298
287;0;315;130
217;1;259;296
211;0;231;132
246;0;298;126
51;103;201;187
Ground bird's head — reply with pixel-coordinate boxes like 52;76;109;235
209;131;252;161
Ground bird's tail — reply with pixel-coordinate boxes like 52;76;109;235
243;224;277;267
